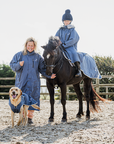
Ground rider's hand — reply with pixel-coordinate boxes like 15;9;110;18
60;43;65;51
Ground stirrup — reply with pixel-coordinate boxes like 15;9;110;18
75;70;82;77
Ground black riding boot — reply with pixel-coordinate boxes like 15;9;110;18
74;62;82;77
28;118;33;124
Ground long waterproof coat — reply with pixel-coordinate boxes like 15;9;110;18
55;24;80;63
10;51;51;111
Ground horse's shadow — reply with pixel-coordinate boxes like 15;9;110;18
0;118;100;143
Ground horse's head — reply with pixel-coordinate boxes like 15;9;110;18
42;36;61;76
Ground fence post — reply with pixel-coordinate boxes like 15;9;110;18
96;79;99;94
106;86;108;99
58;87;61;100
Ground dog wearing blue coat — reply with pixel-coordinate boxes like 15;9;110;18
9;87;40;127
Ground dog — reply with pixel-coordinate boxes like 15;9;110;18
9;87;40;127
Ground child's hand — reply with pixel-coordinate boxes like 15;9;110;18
20;61;24;66
51;74;56;79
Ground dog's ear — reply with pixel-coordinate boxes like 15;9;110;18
20;89;22;96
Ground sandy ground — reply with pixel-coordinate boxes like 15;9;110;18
0;99;114;144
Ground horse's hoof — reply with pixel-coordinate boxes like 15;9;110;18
48;118;54;122
86;116;90;120
76;112;84;118
76;114;81;118
82;112;84;116
61;118;67;122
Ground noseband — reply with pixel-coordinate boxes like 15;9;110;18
46;65;55;68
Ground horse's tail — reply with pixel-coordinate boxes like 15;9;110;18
89;83;109;113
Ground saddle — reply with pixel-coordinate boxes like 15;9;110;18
59;45;102;79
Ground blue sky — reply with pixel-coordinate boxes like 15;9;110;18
0;0;114;64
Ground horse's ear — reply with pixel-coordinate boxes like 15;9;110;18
41;46;46;49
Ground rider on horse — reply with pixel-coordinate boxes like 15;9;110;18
55;9;82;77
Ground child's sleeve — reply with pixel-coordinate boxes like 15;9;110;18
55;29;60;37
62;29;80;48
10;52;23;72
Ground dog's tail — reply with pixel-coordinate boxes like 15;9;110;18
31;104;40;110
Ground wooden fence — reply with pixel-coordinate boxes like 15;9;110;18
0;75;114;99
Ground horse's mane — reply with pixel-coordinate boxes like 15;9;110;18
45;36;60;54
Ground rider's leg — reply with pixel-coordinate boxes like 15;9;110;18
74;61;82;77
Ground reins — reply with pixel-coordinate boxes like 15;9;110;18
54;55;63;74
60;45;74;67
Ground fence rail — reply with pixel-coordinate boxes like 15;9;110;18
0;75;114;99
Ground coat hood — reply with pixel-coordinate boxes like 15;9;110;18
60;24;75;29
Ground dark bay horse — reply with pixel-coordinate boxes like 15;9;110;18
42;36;106;122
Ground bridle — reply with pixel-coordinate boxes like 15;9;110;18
46;64;55;69
46;49;63;74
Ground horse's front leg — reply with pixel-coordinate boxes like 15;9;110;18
47;81;55;122
60;83;67;122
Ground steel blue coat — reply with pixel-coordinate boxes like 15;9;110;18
55;24;80;63
9;92;37;113
10;51;51;111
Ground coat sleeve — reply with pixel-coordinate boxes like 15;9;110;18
55;29;60;37
63;29;80;48
10;52;23;72
38;56;51;79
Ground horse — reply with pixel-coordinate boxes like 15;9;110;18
42;36;106;122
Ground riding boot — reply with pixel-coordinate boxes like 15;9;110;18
28;110;34;124
74;62;82;77
28;118;33;124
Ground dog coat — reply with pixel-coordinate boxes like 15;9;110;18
9;93;37;113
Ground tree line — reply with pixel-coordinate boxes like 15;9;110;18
0;55;114;100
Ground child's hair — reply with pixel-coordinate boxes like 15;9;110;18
23;37;37;55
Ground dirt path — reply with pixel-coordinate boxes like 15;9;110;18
0;100;114;144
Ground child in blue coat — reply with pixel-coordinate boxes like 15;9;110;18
55;9;81;77
10;37;56;124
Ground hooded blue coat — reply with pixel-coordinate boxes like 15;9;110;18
10;51;51;111
55;24;80;63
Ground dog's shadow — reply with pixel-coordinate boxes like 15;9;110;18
0;118;100;143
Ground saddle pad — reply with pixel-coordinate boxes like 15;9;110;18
78;52;102;79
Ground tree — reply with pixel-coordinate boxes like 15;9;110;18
94;56;114;100
69;56;114;100
0;64;15;99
